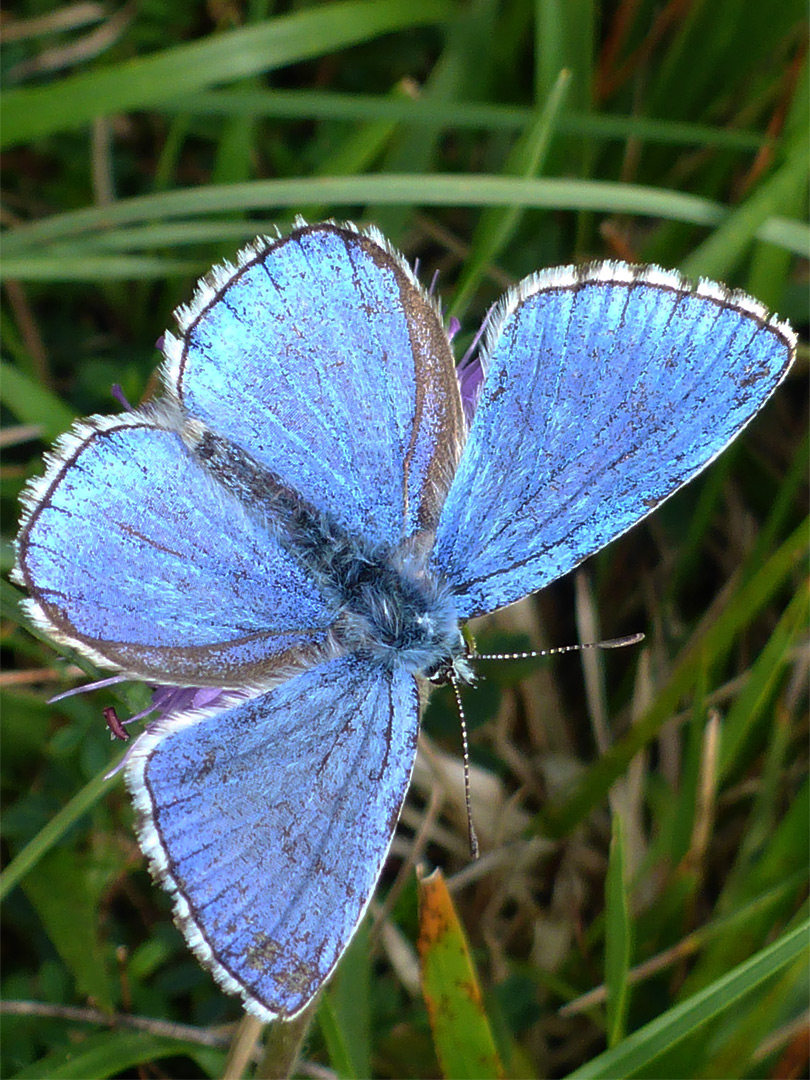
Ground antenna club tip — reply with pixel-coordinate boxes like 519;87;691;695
598;632;645;649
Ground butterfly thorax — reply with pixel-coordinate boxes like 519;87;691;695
184;419;469;681
330;544;470;680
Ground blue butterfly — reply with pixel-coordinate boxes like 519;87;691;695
14;222;795;1020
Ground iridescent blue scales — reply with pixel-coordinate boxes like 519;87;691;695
14;223;796;1020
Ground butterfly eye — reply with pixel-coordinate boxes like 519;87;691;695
425;659;455;684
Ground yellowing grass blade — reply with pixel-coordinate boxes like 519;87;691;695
418;868;504;1080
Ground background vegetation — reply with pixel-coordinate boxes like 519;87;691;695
1;0;807;1077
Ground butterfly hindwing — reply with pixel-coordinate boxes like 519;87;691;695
167;223;466;546
126;654;420;1020
15;417;333;684
432;264;796;618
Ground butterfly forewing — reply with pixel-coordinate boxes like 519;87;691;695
432;264;796;618
169;224;466;545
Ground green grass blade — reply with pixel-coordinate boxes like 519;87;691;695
365;0;495;238
317;994;358;1080
35;222;286;251
153;89;768;150
1;256;202;282
537;516;808;838
21;847;114;1011
0;763;121;902
4;176;807;258
686;782;809;994
254;1008;317;1080
0;360;77;439
565;919;810;1079
325;922;373;1080
0;0;454;149
297;80;418;222
449;68;571;316
535;0;594;117
604;814;632;1047
718;586;809;781
749;429;810;567
682;131;810;281
419;869;504;1080
12;1031;223;1079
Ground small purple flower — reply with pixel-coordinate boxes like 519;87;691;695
456;350;485;424
53;674;230;749
454;306;495;424
101;684;234;777
148;684;229;720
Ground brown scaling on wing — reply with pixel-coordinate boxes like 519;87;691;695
358;232;467;542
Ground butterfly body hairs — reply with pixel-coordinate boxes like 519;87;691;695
14;222;796;1020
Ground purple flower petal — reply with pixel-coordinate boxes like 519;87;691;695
148;684;229;720
110;384;135;412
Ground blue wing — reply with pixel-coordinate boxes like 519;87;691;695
432;264;796;618
125;654;419;1020
14;417;333;683
166;222;465;546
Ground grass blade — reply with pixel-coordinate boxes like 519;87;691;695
0;764;120;902
605;813;632;1047
449;69;572;316
418;868;504;1080
4;177;806;258
566;919;810;1079
0;0;454;148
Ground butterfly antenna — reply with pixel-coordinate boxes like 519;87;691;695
470;631;644;663
451;676;480;860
